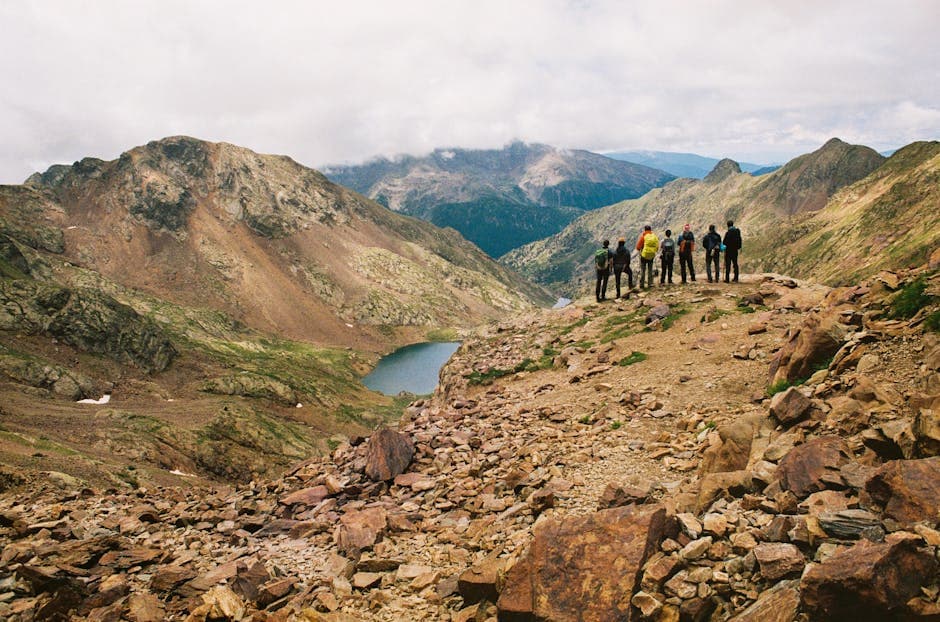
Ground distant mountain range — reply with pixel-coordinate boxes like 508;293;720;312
323;143;675;257
504;137;938;295
603;150;777;179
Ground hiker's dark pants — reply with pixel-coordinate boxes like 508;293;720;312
640;257;654;287
679;253;695;282
613;265;633;297
705;250;720;281
725;249;739;282
660;256;673;284
596;269;610;300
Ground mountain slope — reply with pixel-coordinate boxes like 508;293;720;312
504;138;895;295
323;142;675;256
0;136;552;486
751;140;940;283
15;136;550;348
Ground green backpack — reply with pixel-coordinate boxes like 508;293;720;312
594;249;610;270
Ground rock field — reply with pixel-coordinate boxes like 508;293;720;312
1;269;938;621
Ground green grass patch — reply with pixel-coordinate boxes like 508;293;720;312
426;327;459;342
767;377;806;397
609;421;622;430
660;306;690;331
926;310;940;333
618;351;648;366
558;317;589;335
889;277;935;320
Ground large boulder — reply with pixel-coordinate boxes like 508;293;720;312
776;436;851;498
699;414;766;475
800;536;937;620
497;504;666;621
768;311;848;385
864;457;940;525
363;427;414;482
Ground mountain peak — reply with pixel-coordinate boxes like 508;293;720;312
703;158;742;183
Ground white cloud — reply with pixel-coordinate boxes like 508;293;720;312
1;0;938;181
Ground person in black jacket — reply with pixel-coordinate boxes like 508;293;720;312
595;239;613;301
723;220;742;283
702;224;722;283
677;224;696;283
611;237;633;298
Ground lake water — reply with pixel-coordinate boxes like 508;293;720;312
553;297;572;309
363;341;461;396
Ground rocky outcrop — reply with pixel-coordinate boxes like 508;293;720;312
0;279;176;373
865;458;940;525
769;310;849;384
498;504;666;621
199;373;298;405
800;536;937;620
0;349;95;399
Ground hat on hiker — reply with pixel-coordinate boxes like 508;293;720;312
618;237;625;243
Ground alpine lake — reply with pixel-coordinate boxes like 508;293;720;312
363;341;461;396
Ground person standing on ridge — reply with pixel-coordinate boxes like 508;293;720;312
612;237;633;298
594;239;613;302
637;226;659;288
723;220;742;283
702;224;722;283
678;223;696;283
660;229;676;285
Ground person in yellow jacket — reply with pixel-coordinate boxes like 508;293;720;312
636;225;659;288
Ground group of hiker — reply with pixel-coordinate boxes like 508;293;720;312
594;220;743;301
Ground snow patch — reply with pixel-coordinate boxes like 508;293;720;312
77;394;111;405
169;469;196;477
345;323;354;328
295;403;303;408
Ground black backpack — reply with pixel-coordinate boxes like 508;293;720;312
661;238;676;261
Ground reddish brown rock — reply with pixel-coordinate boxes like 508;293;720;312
753;543;805;580
776;436;850;498
458;557;507;605
865;457;940;525
769;387;813;428
497;504;666;621
279;485;328;507
597;482;651;509
728;579;800;622
364;427;415;482
699;415;764;475
800;537;937;620
126;593;165;622
769;311;848;385
334;507;388;553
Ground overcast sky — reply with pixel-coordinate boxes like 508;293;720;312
2;0;938;182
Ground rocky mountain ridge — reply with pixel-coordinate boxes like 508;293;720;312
502;138;935;297
324;142;675;257
2;264;938;620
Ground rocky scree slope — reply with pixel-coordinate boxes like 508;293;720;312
2;266;938;620
0;136;550;489
503;138;904;295
324;142;675;257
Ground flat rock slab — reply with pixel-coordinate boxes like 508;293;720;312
865;457;940;526
498;504;666;621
